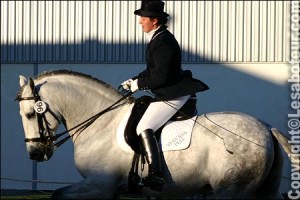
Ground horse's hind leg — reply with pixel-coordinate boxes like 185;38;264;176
253;134;284;199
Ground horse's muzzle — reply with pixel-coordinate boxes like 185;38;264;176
28;145;53;162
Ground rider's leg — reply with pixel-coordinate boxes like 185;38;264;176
137;95;191;133
139;129;164;191
136;95;191;191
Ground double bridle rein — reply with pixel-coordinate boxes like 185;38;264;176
16;88;132;150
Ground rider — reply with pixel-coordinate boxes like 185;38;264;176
121;0;209;192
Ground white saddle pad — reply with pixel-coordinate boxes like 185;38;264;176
160;116;196;151
116;105;197;152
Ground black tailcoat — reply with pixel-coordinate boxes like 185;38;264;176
135;25;209;100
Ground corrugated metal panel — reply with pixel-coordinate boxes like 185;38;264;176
0;1;291;63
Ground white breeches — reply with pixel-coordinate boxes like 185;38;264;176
136;95;191;135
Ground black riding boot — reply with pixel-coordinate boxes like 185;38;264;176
139;129;164;192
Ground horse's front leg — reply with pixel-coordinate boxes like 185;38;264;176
51;175;123;199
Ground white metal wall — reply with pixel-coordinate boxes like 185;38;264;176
0;1;291;63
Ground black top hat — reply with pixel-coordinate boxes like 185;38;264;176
134;0;169;17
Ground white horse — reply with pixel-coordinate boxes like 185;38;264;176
16;70;291;199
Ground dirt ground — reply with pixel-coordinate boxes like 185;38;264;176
0;189;145;199
1;189;52;200
1;189;52;196
0;189;293;199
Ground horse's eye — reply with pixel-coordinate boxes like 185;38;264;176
26;112;35;119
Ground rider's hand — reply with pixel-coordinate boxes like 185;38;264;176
130;79;139;92
121;79;133;90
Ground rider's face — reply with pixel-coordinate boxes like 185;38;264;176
138;16;158;33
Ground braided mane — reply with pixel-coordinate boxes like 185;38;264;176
36;70;114;89
15;69;121;101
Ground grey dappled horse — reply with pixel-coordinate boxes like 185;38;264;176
16;70;291;199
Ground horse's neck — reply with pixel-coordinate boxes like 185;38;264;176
39;76;125;134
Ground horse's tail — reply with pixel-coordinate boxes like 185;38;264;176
270;128;292;159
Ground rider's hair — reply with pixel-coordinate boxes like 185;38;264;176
150;16;168;26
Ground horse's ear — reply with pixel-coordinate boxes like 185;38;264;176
19;75;27;87
28;77;35;93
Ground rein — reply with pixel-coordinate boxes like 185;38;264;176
17;89;133;150
53;91;133;148
144;90;265;153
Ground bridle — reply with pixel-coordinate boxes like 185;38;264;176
16;90;62;148
16;87;133;150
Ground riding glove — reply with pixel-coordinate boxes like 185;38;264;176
130;79;139;92
121;79;133;90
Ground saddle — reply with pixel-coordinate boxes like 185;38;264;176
124;95;197;154
125;95;197;193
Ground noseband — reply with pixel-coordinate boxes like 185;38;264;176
16;91;61;148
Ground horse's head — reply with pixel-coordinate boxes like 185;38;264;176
16;76;62;162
